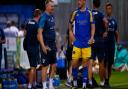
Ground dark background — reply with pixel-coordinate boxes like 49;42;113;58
0;0;45;11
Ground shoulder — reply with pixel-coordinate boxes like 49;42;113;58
41;12;47;18
71;9;79;16
86;9;93;17
73;9;79;14
86;8;92;13
10;26;19;32
111;17;117;23
112;17;117;21
39;12;48;22
92;9;104;15
27;19;36;25
69;9;79;22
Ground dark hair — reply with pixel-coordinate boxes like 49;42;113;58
21;24;26;29
34;9;41;17
61;45;64;50
93;0;101;8
11;21;16;26
106;2;112;8
6;21;11;27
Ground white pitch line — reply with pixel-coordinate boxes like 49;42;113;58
112;83;128;87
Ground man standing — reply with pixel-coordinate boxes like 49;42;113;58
37;0;56;89
25;9;41;89
104;3;120;87
88;0;108;87
0;27;5;69
69;0;95;89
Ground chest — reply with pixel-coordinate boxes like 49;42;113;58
75;12;90;26
108;19;116;31
46;16;55;28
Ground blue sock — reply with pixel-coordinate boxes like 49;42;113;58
82;67;88;83
72;68;78;81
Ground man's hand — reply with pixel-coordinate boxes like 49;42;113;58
103;31;108;38
88;37;95;45
42;46;51;55
69;29;76;45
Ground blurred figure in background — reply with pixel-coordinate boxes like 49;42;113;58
3;21;11;69
24;9;41;89
4;21;11;36
0;27;5;69
16;24;28;69
56;28;62;53
10;21;19;37
18;24;26;37
4;21;19;37
4;21;19;68
104;3;120;88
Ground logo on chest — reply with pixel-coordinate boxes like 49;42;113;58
76;20;88;25
48;17;54;23
76;14;88;25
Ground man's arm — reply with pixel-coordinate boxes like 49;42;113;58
68;11;77;45
103;17;108;31
115;31;120;44
37;15;49;54
115;20;119;44
37;28;49;54
37;29;45;49
103;17;108;38
91;24;95;39
115;30;120;50
88;11;95;44
88;23;95;44
68;23;75;46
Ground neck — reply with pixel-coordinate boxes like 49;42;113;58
107;14;112;17
93;7;98;10
34;17;39;22
80;5;86;11
45;10;51;15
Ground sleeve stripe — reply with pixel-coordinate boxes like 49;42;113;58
70;11;77;24
88;10;93;22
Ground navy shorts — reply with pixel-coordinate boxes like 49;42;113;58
27;47;40;68
104;40;115;64
40;42;57;67
41;49;56;66
91;37;105;62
